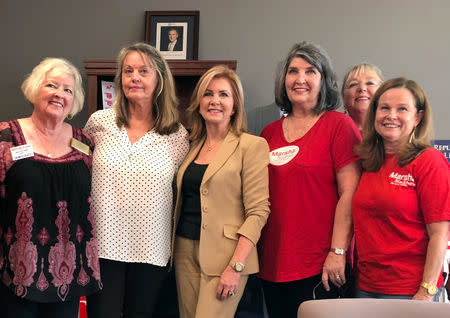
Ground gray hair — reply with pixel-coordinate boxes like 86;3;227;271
274;41;341;114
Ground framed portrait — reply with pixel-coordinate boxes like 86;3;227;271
145;11;199;60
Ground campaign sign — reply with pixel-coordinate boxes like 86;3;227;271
432;140;450;163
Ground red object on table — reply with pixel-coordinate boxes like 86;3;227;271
79;296;87;318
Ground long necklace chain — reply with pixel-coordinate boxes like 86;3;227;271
31;118;60;157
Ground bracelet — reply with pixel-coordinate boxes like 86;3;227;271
329;248;346;255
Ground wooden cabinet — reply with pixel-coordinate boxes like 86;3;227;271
84;60;237;125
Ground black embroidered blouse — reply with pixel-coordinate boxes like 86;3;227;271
0;120;102;302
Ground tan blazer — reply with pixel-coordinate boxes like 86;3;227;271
172;131;270;276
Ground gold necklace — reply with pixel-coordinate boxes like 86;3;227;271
206;139;214;152
205;136;225;152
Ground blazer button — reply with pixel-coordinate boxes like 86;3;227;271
202;224;208;229
202;206;208;213
201;188;208;195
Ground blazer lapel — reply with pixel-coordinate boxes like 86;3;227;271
202;131;239;185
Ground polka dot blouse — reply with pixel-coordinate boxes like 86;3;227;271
84;108;189;265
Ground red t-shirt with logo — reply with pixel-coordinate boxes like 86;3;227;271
353;148;450;294
258;111;360;282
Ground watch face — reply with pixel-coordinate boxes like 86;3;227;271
235;263;244;272
429;286;438;295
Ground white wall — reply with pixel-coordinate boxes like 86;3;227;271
2;0;449;137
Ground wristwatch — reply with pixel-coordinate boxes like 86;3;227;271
420;282;438;295
329;248;346;255
229;261;245;273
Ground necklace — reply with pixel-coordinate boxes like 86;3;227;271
205;136;225;152
31;118;60;157
206;139;214;152
284;114;320;142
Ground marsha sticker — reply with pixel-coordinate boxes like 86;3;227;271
269;146;299;166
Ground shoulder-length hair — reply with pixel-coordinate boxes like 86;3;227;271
114;42;179;135
187;65;247;141
356;77;433;171
21;57;84;119
274;41;341;115
341;63;384;96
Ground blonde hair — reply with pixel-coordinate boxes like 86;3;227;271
21;57;84;119
341;63;384;96
187;65;247;141
114;42;180;135
356;77;433;171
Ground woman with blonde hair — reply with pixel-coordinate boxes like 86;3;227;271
341;63;383;133
353;77;450;300
172;65;270;318
85;42;189;317
0;57;101;318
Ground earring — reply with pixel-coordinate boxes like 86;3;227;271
409;127;416;144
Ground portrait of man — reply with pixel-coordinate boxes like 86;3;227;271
161;27;183;51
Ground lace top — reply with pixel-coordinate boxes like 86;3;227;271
0;120;102;302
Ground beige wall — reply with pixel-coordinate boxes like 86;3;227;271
2;0;449;137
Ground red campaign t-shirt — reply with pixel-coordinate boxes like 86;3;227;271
353;148;450;295
258;111;361;282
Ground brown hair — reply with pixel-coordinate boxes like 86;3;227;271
356;77;433;171
114;42;180;135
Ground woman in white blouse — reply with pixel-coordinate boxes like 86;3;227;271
84;42;189;318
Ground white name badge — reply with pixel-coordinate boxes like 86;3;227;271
10;144;34;161
269;145;299;166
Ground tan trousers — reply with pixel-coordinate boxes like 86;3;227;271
174;236;248;318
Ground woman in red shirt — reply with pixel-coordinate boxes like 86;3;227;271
353;77;450;300
258;42;361;317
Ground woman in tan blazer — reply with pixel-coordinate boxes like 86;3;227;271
172;65;270;318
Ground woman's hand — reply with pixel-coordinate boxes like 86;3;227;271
413;288;434;301
216;266;241;301
413;220;449;302
321;161;360;292
322;252;346;291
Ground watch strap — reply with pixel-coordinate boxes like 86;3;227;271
420;281;438;295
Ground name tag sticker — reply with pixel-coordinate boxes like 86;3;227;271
269;145;299;166
10;144;34;160
71;138;90;155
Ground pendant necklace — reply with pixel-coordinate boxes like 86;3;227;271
206;139;214;152
32;118;58;157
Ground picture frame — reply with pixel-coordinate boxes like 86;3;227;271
145;11;199;60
